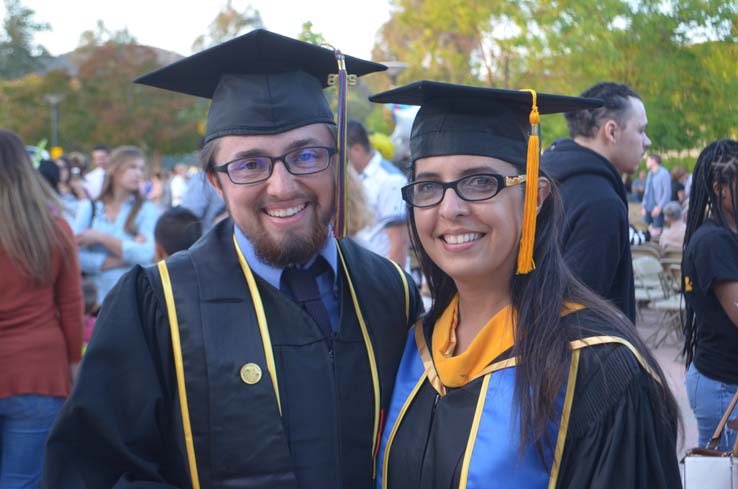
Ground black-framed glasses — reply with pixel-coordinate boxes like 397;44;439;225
213;146;337;184
401;173;526;208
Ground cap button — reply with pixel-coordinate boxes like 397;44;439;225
240;363;262;385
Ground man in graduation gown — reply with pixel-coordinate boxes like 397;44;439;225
43;30;423;489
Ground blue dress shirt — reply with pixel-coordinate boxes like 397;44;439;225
234;225;340;332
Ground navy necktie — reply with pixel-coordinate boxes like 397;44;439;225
281;257;333;337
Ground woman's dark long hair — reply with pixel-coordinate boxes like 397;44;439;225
682;139;738;366
408;161;680;460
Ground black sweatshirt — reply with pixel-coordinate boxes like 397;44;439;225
542;138;636;322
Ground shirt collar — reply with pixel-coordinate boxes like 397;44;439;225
233;224;338;290
95;195;136;215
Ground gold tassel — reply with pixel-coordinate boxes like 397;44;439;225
516;89;540;275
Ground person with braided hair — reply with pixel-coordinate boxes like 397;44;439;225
683;139;738;450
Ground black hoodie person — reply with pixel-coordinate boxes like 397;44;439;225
542;83;651;323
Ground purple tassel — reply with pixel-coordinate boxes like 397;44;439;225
333;50;349;239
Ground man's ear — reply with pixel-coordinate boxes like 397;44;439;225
206;171;224;199
536;177;551;214
602;119;619;144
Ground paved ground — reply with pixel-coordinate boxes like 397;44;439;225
635;306;697;459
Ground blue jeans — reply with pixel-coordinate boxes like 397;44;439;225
643;210;665;229
686;364;738;450
0;394;64;489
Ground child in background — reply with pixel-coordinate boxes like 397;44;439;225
154;206;203;260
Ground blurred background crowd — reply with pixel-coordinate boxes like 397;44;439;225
1;0;737;486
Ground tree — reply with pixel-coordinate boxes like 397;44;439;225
525;0;738;149
373;0;738;150
72;43;204;154
0;0;50;80
77;20;138;50
191;1;263;52
297;21;326;46
372;0;530;87
0;42;206;155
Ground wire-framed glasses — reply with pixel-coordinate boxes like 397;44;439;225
213;146;337;184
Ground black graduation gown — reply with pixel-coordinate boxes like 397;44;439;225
385;311;681;489
43;220;423;489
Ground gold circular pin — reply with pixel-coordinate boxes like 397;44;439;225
240;363;262;385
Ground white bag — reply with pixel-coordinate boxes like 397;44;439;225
683;450;738;488
682;390;738;488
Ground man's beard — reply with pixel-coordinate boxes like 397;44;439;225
250;215;331;267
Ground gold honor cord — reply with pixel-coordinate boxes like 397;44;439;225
381;336;428;489
415;320;447;397
458;373;492;489
409;330;664;488
569;335;664;387
233;235;394;475
232;234;283;416
158;242;412;487
336;243;383;477
158;260;201;489
389;260;410;324
548;349;581;489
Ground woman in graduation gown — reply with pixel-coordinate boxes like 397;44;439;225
370;81;682;489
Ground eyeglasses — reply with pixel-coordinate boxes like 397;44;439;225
401;173;526;208
213;146;336;184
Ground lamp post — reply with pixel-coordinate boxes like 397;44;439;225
45;94;64;148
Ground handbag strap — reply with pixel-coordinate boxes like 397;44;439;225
707;388;738;455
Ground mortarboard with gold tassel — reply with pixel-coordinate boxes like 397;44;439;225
369;80;602;273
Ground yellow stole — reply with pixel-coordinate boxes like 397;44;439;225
431;294;584;388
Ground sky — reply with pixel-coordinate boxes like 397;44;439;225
0;0;393;59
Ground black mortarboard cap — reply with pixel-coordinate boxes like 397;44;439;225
135;29;386;143
370;80;603;274
369;80;602;166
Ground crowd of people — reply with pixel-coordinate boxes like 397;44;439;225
0;28;736;489
625;152;692;249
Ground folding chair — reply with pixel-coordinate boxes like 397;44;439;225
661;245;683;261
632;242;662;260
632;255;667;321
643;259;684;348
660;246;682;273
648;294;684;348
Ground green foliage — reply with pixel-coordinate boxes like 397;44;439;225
374;0;738;151
0;0;50;80
191;1;263;52
365;104;392;135
297;21;326;46
0;70;74;144
77;20;137;49
0;43;206;154
661;155;698;172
